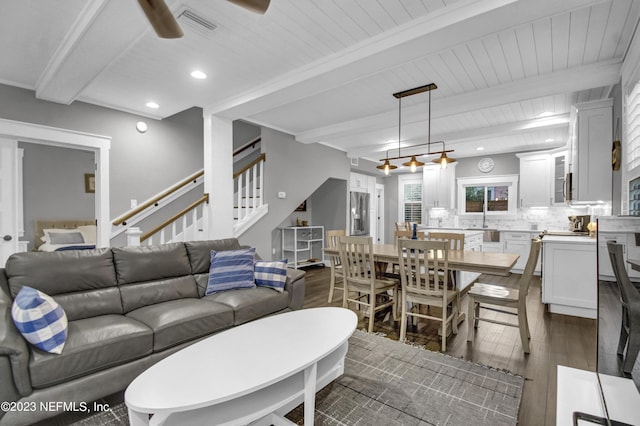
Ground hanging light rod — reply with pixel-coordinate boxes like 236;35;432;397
377;82;456;173
392;83;437;99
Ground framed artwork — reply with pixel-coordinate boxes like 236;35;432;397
295;200;307;212
84;173;95;193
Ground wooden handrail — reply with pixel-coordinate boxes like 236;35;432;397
113;169;204;226
233;136;261;157
233;153;266;179
140;193;209;243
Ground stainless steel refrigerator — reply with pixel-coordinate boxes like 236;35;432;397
349;192;370;236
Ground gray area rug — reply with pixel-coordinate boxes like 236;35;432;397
73;330;523;426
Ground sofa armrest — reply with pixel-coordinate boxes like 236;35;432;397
284;269;305;310
0;271;32;399
0;302;32;398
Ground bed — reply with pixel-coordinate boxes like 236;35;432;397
35;219;97;252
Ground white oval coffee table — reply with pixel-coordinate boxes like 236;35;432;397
125;307;357;426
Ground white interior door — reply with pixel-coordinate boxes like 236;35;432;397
0;138;19;266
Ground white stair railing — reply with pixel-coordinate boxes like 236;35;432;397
140;194;209;245
234;153;265;224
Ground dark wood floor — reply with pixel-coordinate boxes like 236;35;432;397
302;265;597;426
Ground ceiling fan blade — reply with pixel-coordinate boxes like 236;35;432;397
137;0;183;39
226;0;271;15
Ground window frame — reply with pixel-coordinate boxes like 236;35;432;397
398;174;423;224
456;175;519;217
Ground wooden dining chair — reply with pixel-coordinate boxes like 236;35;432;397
397;239;459;351
325;229;346;303
394;230;425;246
467;238;541;353
339;235;399;333
427;232;464;288
395;221;411;232
607;241;640;375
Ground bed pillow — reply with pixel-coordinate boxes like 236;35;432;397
48;232;85;245
11;286;68;354
77;225;97;245
41;228;85;243
205;248;256;295
254;259;288;292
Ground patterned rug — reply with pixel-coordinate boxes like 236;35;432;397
73;330;523;426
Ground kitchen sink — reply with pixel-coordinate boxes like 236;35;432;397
482;229;500;242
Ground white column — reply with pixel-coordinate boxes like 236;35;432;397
203;112;234;239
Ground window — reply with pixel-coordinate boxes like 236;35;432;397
398;175;422;223
457;176;518;216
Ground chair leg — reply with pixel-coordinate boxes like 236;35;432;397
452;294;459;335
519;311;530;354
474;302;480;328
400;292;407;342
328;268;336;303
618;317;629;357
467;296;475;342
623;330;640;374
368;302;375;333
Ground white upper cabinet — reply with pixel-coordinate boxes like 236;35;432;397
550;149;568;205
568;99;613;203
517;152;551;207
422;163;455;210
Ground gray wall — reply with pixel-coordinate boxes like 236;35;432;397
454;153;520;178
0;84;204;218
19;143;95;247
238;127;350;259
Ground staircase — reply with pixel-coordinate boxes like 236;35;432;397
111;150;267;246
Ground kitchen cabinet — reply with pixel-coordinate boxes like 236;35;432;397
422;164;455;210
281;226;324;269
482;242;503;253
349;172;369;192
551;149;568;205
502;231;541;274
517;152;550;207
568;99;613;203
542;236;597;318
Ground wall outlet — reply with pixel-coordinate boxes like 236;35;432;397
272;248;276;255
277;192;286;199
130;199;137;209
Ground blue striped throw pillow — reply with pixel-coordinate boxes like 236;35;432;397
255;259;288;292
11;286;68;354
206;248;256;295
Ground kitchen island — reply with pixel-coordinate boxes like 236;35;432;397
541;235;597;318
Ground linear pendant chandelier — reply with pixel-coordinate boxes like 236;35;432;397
377;83;456;175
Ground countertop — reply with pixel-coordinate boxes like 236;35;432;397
541;235;596;244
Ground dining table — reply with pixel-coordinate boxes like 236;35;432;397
323;243;519;277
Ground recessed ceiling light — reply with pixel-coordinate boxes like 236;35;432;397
146;102;159;109
545;138;555;142
477;147;485;151
190;70;207;79
538;111;554;118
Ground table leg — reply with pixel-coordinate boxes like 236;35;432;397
304;363;318;426
127;408;149;426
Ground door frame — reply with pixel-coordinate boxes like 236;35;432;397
375;183;385;244
0;118;111;247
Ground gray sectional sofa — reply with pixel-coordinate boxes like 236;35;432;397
0;238;305;426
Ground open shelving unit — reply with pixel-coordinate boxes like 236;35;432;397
281;226;325;269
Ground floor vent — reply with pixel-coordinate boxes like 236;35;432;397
177;7;217;38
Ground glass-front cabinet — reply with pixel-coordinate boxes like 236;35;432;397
551;150;568;205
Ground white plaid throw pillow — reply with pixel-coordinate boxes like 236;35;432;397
254;259;288;292
12;286;68;354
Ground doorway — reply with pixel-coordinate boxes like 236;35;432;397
0;118;110;264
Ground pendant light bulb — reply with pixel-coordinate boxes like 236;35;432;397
440;158;447;170
410;162;417;173
384;162;390;175
377;158;397;175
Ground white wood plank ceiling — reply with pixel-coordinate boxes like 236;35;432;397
0;0;638;160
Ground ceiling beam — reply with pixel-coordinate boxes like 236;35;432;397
35;1;152;105
346;114;570;158
206;0;608;121
296;60;621;146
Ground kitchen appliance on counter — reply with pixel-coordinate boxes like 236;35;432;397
349;192;370;236
569;215;591;232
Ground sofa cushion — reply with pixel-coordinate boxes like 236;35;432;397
126;299;234;351
206;248;256;295
203;287;290;325
185;239;242;274
11;287;68;354
5;249;121;321
112;243;191;284
28;315;153;388
119;276;199;313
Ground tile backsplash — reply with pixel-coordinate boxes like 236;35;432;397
426;204;612;231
